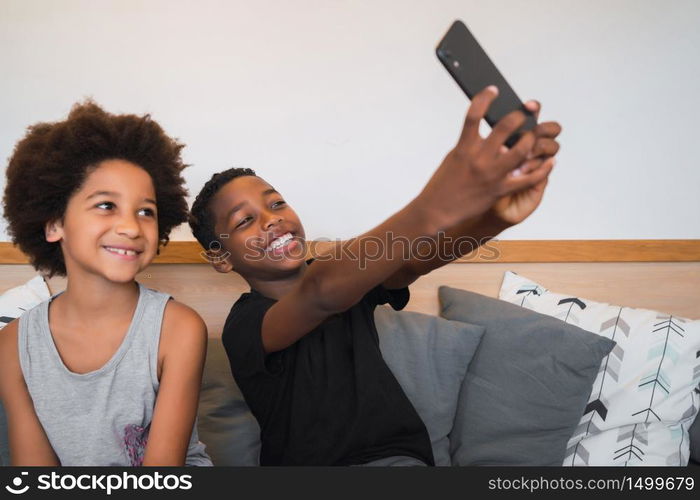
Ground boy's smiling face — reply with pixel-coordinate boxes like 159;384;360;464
209;175;307;280
45;159;159;283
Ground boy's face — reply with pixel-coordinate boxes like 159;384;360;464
209;175;306;279
46;159;159;283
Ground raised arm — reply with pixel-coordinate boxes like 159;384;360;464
142;300;207;466
383;100;562;288
261;86;545;352
0;320;60;466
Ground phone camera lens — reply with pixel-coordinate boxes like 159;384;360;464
452;60;460;68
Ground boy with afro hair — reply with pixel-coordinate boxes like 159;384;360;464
1;101;211;466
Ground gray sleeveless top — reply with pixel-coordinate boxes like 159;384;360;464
18;282;212;466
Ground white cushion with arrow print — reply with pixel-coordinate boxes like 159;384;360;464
499;271;700;466
0;275;50;330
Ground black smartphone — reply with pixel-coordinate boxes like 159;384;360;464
436;20;536;148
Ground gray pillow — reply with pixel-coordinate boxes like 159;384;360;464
0;401;8;466
691;410;700;465
375;306;484;465
438;286;616;466
197;338;261;466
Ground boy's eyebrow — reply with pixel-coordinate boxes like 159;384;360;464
225;188;280;220
85;190;157;205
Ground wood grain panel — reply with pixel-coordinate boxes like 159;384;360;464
465;240;700;262
0;241;207;264
2;240;698;264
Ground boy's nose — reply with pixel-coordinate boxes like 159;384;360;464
264;216;283;230
116;214;141;238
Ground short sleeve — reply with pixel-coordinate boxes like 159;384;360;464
364;284;410;311
221;294;284;382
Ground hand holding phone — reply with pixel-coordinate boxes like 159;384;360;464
416;85;552;230
432;20;562;228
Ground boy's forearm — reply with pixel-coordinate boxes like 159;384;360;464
303;198;443;313
400;210;511;277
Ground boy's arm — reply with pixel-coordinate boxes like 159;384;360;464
384;103;562;289
142;301;207;466
314;211;509;291
261;87;552;353
0;320;61;466
381;211;510;289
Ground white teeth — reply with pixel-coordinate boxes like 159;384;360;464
266;233;293;252
105;246;137;256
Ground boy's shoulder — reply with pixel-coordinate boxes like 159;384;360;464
0;319;21;394
222;290;271;337
163;299;204;324
227;289;274;314
160;299;207;350
0;319;19;355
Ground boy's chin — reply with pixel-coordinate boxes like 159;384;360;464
262;256;306;273
101;270;143;284
97;261;150;284
237;255;307;279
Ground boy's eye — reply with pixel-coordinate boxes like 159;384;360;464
95;201;115;210
272;200;286;208
139;207;156;217
236;216;252;228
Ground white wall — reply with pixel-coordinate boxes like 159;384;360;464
1;0;698;241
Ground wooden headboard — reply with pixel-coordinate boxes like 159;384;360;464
2;240;699;338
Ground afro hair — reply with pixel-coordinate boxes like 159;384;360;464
2;100;189;277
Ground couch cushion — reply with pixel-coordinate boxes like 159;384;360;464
692;413;700;465
375;305;484;465
438;285;616;465
0;403;8;466
0;276;50;330
197;338;261;466
499;271;700;466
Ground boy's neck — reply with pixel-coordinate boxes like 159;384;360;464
244;260;310;300
54;277;140;327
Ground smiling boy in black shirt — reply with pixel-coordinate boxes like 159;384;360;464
188;88;561;465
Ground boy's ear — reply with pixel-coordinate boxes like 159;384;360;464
204;248;234;274
45;219;64;243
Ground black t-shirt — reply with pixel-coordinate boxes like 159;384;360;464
221;277;435;466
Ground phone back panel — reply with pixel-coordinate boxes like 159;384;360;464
437;20;536;146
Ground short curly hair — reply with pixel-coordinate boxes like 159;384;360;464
2;100;189;277
189;167;256;251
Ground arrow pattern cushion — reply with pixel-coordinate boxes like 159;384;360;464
0;275;50;331
499;271;700;466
